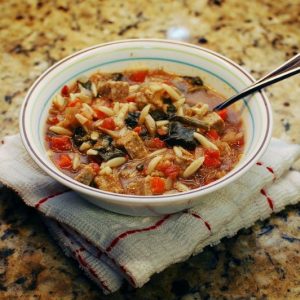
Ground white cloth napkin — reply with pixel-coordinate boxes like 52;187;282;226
0;135;300;294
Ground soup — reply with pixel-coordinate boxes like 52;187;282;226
45;69;244;195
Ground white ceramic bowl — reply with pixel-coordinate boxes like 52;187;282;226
20;39;272;216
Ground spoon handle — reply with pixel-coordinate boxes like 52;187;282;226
213;53;300;111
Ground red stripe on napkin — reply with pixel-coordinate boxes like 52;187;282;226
59;224;112;293
57;223;135;285
76;250;112;292
188;212;211;231
35;190;70;209
260;188;274;210
256;162;276;180
106;215;171;253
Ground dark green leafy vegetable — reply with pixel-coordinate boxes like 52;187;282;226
136;163;144;171
98;134;113;145
79;80;92;90
93;134;125;161
166;104;177;115
92;135;113;150
125;111;140;128
183;76;203;86
163;97;177;115
163;97;172;104
140;127;149;139
111;73;123;81
165;122;197;150
98;146;125;161
150;109;168;121
72;126;90;146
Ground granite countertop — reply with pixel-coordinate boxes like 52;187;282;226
0;0;300;299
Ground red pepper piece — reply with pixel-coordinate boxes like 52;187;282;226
217;109;228;121
148;138;165;148
133;126;142;135
49;136;72;152
206;129;219;140
126;96;136;102
94;110;108;120
157;162;181;179
61;85;70;97
101;117;116;130
150;177;166;194
163;164;181;179
129;70;148;82
203;149;221;168
58;154;72;169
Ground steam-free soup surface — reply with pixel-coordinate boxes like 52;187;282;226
45;69;244;195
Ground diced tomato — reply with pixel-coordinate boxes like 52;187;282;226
133;126;142;135
150;177;166;194
206;129;219;140
49;136;72;152
129;70;148;82
157;162;180;179
157;161;170;172
126;96;136;102
47;116;59;125
89;162;100;174
148;138;165;148
217;109;228;120
205;149;220;159
94;110;108;120
164;164;181;179
61;85;70;97
204;149;221;168
67;98;82;107
101;117;116;130
204;156;221;168
57;154;72;169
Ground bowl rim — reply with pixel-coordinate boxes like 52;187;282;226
20;38;273;205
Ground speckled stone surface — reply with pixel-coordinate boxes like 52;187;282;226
0;0;300;299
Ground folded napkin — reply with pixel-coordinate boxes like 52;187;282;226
0;135;300;294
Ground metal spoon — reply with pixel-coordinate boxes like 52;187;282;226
213;53;300;111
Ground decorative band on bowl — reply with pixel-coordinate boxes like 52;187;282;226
21;39;271;201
